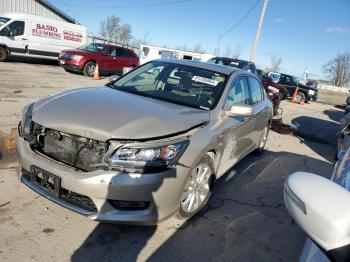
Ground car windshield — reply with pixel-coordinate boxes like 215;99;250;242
78;43;104;52
208;58;249;70
111;61;227;110
0;17;10;27
267;72;281;83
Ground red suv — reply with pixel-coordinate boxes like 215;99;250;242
58;43;140;77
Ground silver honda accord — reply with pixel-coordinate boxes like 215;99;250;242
16;59;272;224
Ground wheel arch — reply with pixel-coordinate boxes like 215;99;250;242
0;44;9;54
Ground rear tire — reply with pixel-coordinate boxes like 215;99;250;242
295;92;306;104
177;155;214;219
0;47;8;62
83;61;96;77
253;125;270;156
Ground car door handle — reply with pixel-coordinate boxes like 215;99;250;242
22;38;27;40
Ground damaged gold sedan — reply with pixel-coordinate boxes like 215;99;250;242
16;59;272;224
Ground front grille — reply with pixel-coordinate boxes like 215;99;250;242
22;169;97;213
29;123;108;172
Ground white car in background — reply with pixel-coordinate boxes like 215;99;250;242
284;149;350;262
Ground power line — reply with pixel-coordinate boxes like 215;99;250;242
215;0;260;55
50;0;192;9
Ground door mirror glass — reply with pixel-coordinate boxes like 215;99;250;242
108;75;120;83
284;172;350;261
227;104;253;117
338;150;347;161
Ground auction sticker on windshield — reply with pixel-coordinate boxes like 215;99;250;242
192;76;219;86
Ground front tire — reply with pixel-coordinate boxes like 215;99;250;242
83;61;96;77
177;155;214;219
0;47;8;62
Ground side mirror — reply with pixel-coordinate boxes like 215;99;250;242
226;104;253;117
105;75;120;87
338;150;347;161
109;75;119;82
284;172;350;262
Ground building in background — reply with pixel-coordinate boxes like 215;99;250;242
140;44;214;65
0;0;78;24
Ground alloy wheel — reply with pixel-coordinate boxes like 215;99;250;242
181;163;211;213
259;126;269;149
87;64;96;76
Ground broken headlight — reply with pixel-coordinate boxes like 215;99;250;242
20;103;34;136
106;140;189;169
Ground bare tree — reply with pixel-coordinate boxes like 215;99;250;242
232;44;243;59
99;15;133;44
175;45;188;51
270;55;282;72
323;52;350;87
99;15;121;41
119;24;132;43
192;43;206;54
222;44;242;58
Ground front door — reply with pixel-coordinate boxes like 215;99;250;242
0;20;28;54
217;76;255;176
99;46;119;74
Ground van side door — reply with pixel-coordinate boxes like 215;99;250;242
0;20;28;54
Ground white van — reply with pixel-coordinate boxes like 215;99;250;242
0;13;87;61
140;44;214;65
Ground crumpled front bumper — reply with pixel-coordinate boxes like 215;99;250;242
16;135;191;225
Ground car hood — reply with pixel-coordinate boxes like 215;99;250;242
32;87;209;141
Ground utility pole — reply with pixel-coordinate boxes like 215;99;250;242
249;0;268;62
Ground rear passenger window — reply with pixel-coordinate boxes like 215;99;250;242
115;48;134;57
249;77;264;104
224;76;250;110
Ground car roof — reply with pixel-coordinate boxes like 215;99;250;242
93;43;133;51
153;59;245;75
211;57;253;64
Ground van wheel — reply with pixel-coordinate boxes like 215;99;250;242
177;155;214;219
0;47;8;62
83;61;96;77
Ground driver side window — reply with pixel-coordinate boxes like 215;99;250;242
224;76;250;110
0;21;25;36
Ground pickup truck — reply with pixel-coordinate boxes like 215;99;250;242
267;72;318;102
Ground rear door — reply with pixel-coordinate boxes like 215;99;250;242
115;47;131;70
0;20;28;54
218;75;255;175
248;76;270;145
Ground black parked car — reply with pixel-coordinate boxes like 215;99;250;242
207;57;257;75
267;72;318;102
